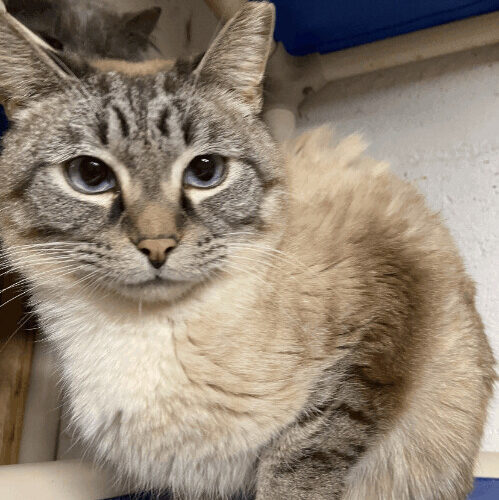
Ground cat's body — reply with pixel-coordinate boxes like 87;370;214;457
5;0;161;59
30;129;494;499
0;3;494;499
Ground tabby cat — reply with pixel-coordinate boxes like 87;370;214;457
5;0;161;59
0;3;494;499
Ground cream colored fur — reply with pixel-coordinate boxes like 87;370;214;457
90;58;174;76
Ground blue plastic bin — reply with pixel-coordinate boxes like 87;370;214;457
271;0;499;55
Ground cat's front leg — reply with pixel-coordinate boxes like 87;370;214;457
255;398;374;500
255;448;352;499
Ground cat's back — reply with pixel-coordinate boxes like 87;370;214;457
284;126;476;297
286;126;453;259
283;126;493;378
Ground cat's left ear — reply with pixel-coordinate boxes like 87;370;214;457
123;7;162;37
195;2;275;114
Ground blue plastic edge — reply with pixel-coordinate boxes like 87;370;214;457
269;0;499;55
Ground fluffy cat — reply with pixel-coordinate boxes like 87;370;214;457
4;0;161;59
0;3;494;499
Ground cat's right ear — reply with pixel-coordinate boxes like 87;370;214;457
194;2;275;114
0;6;74;112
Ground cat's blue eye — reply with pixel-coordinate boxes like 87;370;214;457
183;154;227;189
65;156;117;194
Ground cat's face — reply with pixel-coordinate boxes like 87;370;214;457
0;3;283;302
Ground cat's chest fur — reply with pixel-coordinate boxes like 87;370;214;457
34;276;312;494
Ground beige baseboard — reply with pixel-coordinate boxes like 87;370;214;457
475;451;499;479
0;460;124;500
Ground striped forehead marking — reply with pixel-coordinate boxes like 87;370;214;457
92;77;195;151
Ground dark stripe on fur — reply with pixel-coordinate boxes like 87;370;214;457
112;106;129;138
182;116;194;145
349;363;396;390
333;402;374;426
181;192;195;217
277;447;358;476
158;107;170;136
108;195;124;224
97;116;109;145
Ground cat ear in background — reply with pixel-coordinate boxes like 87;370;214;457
0;7;75;112
195;2;275;114
123;6;162;37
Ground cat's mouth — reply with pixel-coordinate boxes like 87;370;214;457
123;275;185;288
112;273;198;303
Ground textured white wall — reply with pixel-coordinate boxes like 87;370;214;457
299;44;499;451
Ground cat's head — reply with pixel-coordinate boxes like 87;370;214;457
0;2;285;303
5;0;161;60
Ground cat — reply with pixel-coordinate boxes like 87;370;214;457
4;0;161;60
0;3;494;499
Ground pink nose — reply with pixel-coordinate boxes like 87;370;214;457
137;238;177;269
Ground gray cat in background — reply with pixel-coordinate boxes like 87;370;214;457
5;0;161;59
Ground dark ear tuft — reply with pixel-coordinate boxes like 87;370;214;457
195;2;275;114
124;7;162;36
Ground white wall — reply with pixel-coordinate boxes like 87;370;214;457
298;44;499;451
